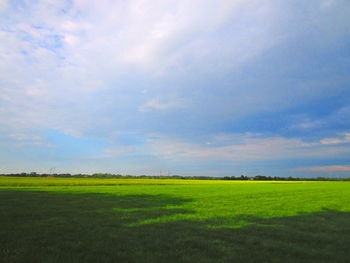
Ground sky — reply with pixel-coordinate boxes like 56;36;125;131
0;0;350;177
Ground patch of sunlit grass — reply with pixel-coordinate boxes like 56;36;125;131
0;176;317;187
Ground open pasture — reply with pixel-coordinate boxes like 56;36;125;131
1;177;350;262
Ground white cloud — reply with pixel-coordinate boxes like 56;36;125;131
139;98;187;112
320;132;350;145
0;0;9;12
1;0;348;133
135;133;350;163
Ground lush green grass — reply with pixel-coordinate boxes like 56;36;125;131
0;176;305;186
1;177;350;262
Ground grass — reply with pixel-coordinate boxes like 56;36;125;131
1;177;350;262
0;176;307;186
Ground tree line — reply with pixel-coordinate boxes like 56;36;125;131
0;172;349;181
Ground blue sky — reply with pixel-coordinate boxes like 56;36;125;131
0;0;350;177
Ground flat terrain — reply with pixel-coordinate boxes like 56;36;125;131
1;177;350;263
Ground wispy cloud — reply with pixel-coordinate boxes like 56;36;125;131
139;98;187;112
146;133;350;162
320;132;350;145
296;166;350;172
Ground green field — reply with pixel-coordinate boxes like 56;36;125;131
1;177;350;262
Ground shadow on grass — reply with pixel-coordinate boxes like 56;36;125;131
0;190;349;263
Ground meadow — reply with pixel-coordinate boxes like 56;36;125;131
1;176;350;263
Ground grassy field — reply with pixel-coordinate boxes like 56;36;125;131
1;177;350;262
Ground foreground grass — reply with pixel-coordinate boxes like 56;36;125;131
1;177;350;262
